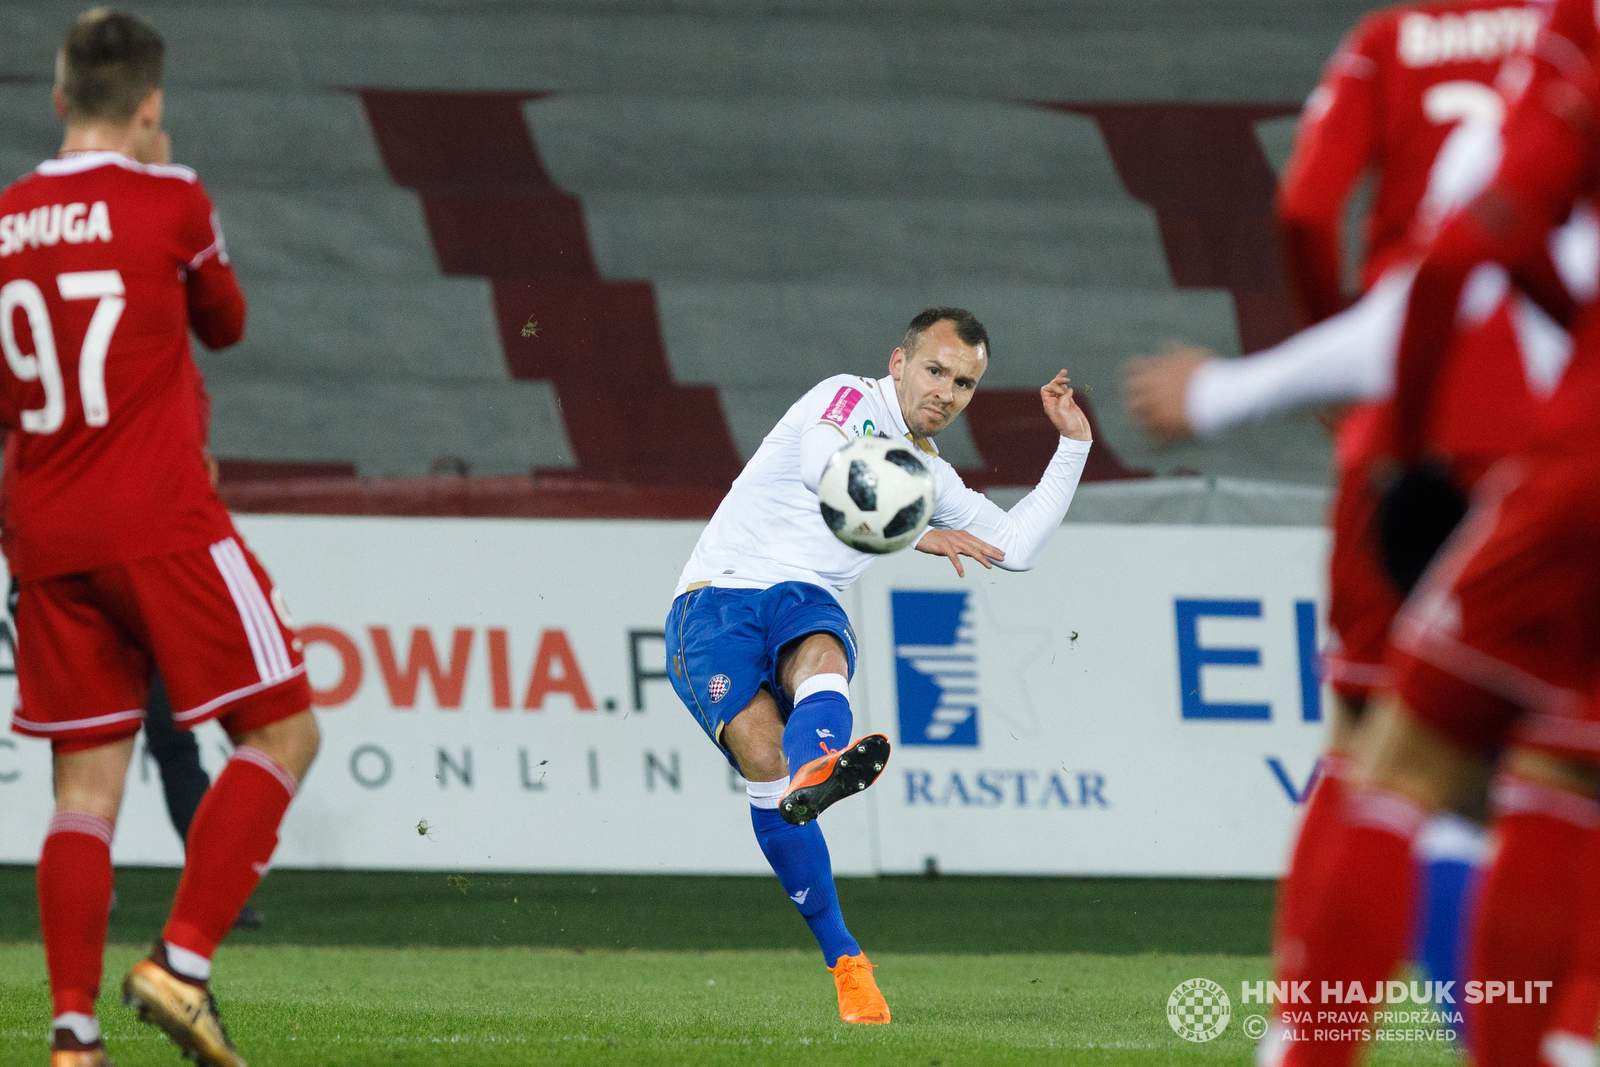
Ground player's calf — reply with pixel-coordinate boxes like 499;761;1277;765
39;744;133;1060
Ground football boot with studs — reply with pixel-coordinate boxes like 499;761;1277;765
780;734;890;825
122;943;247;1067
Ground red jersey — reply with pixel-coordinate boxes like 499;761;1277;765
0;151;245;580
1516;0;1600;451
1278;0;1549;324
1386;0;1600;459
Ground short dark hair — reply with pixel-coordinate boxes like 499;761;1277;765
57;9;164;124
902;307;990;360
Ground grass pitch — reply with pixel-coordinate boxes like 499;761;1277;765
0;869;1458;1065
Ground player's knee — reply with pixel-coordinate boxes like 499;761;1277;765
1358;698;1483;811
723;699;787;782
296;710;323;765
282;709;321;778
727;725;787;782
51;789;123;825
1502;746;1600;797
50;737;136;823
1328;693;1368;751
235;709;320;783
778;632;849;692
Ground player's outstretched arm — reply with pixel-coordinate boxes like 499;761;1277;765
1122;343;1213;442
1123;270;1411;442
917;371;1092;576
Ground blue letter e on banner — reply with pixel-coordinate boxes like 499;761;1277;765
1175;599;1271;721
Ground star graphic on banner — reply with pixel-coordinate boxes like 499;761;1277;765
973;589;1054;741
521;316;541;338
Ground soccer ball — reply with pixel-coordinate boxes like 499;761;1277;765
817;436;937;554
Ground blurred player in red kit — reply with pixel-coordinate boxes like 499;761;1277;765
1278;0;1600;1063
0;11;319;1066
1126;1;1563;1043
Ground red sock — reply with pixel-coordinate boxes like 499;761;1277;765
1275;754;1350;992
162;746;296;961
1542;873;1600;1067
1468;778;1598;1067
1284;789;1427;1067
37;812;115;1018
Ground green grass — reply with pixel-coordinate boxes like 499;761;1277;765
0;945;1460;1066
0;868;1458;1065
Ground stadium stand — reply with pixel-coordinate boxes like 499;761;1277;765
0;1;1386;516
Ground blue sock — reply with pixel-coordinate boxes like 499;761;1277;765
783;674;853;776
748;781;861;966
1411;814;1487;997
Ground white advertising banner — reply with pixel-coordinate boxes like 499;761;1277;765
0;516;1330;877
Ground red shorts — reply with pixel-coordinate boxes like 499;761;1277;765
1389;454;1600;762
1325;451;1404;704
1324;449;1494;705
11;534;312;752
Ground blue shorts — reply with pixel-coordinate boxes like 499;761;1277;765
665;581;857;764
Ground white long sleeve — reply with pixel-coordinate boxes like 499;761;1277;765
1183;261;1515;437
924;437;1092;572
799;420;846;493
1183;270;1412;438
1182;130;1598;440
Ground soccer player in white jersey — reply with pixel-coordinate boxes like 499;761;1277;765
665;307;1093;1023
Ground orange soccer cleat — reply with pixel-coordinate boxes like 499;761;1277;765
49;1026;114;1067
830;953;890;1024
780;734;890;826
122;945;247;1067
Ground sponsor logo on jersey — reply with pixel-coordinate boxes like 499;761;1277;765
892;590;979;747
0;202;112;257
708;673;731;703
822;386;865;427
1396;8;1541;68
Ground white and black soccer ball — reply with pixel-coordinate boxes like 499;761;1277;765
817;436;937;554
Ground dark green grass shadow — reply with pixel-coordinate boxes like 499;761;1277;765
0;866;1275;955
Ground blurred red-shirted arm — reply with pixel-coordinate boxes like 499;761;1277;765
185;357;212;449
1391;73;1597;463
179;179;246;350
187;258;245;350
1276;18;1384;326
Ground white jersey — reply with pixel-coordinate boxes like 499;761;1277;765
674;374;1092;597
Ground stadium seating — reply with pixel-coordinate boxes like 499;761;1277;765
0;0;1385;512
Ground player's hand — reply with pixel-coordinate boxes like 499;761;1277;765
916;528;1005;578
203;449;220;488
1121;342;1215;443
1040;370;1092;441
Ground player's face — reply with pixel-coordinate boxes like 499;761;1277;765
890;321;987;437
